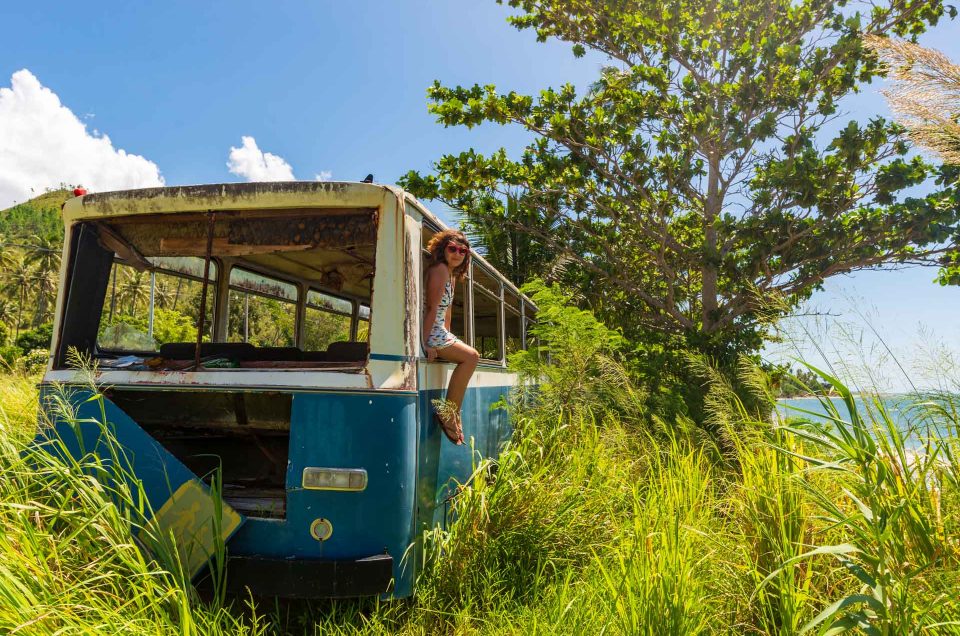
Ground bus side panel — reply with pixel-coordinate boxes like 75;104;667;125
414;365;514;535
227;390;418;598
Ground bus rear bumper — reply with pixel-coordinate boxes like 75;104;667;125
210;553;394;599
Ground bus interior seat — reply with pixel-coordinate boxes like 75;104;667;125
324;341;368;362
252;347;303;361
158;341;366;363
159;342;257;361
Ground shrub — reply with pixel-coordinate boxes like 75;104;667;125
0;345;21;368
509;279;645;423
14;322;53;352
18;348;49;374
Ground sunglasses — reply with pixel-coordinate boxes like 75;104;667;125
445;244;469;255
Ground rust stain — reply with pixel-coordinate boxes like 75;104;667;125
82;182;359;216
397;191;418;391
84;181;352;204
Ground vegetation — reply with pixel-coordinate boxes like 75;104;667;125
0;285;958;634
776;365;835;397
402;0;960;419
0;189;69;358
0;188;67;243
2;6;960;633
865;35;960;286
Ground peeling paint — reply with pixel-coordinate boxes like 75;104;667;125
63;181;387;226
397;193;420;389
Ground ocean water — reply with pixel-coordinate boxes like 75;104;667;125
777;395;957;449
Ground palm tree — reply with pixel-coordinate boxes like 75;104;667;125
31;269;59;326
459;193;569;287
25;234;61;326
1;253;35;339
0;299;15;343
7;255;33;339
119;269;150;316
153;277;176;310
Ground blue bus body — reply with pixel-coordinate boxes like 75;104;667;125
38;182;531;598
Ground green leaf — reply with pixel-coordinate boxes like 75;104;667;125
801;595;884;634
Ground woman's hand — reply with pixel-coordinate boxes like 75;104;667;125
425;346;438;361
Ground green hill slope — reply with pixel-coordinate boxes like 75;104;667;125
0;189;71;244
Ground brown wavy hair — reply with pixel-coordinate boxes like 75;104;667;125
425;229;471;282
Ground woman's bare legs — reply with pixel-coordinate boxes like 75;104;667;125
436;341;480;411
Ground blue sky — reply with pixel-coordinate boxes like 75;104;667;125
2;1;960;389
1;1;600;189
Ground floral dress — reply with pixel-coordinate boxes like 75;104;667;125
426;279;460;350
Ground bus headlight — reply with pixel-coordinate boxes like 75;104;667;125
302;467;368;491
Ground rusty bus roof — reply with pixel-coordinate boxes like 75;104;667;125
62;181;391;223
62;181;535;305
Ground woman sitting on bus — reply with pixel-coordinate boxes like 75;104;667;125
423;230;479;445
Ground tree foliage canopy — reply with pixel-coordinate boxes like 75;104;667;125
403;0;960;357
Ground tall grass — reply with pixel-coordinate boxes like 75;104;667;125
772;367;960;634
0;370;262;635
0;284;958;634
593;442;724;634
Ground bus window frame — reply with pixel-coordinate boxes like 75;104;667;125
503;285;524;357
223;261;371;351
303;287;356;350
355;302;371;341
227;265;300;347
97;256;220;355
471;261;504;365
306;288;354;318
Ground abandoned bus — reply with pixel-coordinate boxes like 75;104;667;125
38;181;536;598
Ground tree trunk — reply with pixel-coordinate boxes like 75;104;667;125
108;268;117;322
173;277;183;310
15;285;25;340
32;289;45;327
702;150;721;333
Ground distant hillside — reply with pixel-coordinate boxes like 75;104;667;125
0;189;70;244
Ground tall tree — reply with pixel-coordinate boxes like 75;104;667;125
403;0;960;362
119;269;150;316
25;234;61;326
0;299;15;343
152;277;176;310
1;254;34;339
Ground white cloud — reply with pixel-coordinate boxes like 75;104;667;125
0;69;164;207
227;136;295;181
314;170;332;181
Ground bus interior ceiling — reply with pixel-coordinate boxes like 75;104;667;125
106;387;293;519
97;207;376;299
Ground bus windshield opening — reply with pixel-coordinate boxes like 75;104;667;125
56;208;377;370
